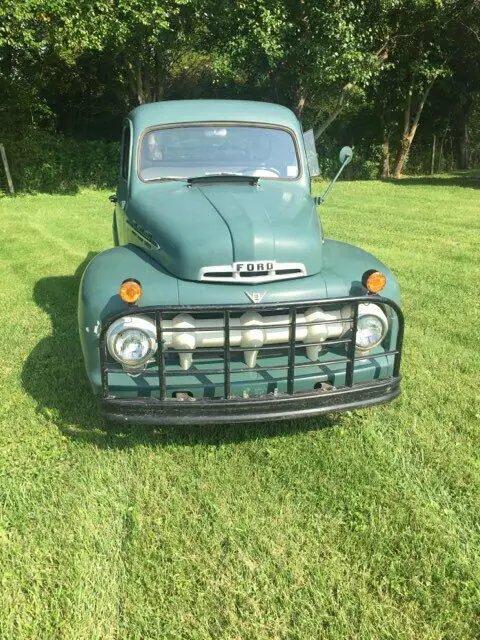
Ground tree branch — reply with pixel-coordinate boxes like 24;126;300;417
403;81;413;138
295;89;306;118
460;21;480;43
409;75;437;139
313;82;353;141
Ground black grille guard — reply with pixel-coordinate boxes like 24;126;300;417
99;295;404;405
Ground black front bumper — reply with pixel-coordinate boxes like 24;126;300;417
100;375;401;426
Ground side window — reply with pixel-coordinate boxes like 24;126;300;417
121;125;131;180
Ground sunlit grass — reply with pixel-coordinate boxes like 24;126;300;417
0;174;479;639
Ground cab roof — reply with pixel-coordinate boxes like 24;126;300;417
128;100;300;133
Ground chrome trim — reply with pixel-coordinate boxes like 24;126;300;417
199;262;307;284
354;303;389;352
245;291;267;303
106;315;158;369
126;219;160;249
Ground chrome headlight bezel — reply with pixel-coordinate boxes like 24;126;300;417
106;315;157;369
355;303;388;351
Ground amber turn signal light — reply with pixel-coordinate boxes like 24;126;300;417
363;270;386;294
119;279;143;304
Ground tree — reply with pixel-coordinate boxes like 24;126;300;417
374;0;480;178
1;0;480;186
203;0;394;139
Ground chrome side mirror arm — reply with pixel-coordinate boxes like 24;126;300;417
315;146;353;206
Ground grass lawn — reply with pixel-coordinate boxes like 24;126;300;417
0;173;479;639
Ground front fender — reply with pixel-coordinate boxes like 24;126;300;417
78;244;179;394
322;239;401;304
78;239;402;397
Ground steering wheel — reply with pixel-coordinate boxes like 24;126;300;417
235;166;281;178
251;167;280;178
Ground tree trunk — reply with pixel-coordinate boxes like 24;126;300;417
455;121;468;170
437;124;449;172
430;134;436;175
295;91;306;119
452;97;472;170
393;77;436;179
125;57;138;105
381;129;390;178
154;50;164;102
144;62;152;103
393;136;411;179
449;130;454;171
136;58;145;104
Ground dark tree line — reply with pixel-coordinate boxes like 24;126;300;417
1;0;479;191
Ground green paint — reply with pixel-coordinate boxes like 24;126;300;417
78;100;402;400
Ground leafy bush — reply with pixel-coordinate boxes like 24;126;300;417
0;129;119;194
316;139;383;181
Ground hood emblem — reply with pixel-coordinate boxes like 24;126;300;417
245;291;266;304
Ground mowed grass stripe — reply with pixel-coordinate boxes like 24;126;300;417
0;194;128;639
0;175;479;639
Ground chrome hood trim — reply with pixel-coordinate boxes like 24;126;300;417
199;261;306;283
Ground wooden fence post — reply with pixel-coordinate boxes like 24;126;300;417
0;143;15;194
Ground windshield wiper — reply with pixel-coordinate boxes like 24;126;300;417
187;174;259;186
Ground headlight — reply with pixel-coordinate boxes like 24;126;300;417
106;315;157;368
114;328;151;365
355;303;388;351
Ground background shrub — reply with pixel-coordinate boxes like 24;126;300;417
0;129;119;194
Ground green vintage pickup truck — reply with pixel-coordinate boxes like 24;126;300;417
78;100;403;425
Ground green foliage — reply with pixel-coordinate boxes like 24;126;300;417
0;130;118;193
1;0;479;185
315;142;383;180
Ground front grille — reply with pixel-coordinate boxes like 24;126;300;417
100;296;404;401
199;262;306;283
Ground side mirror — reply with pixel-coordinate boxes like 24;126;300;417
315;145;354;206
339;146;353;165
109;194;118;203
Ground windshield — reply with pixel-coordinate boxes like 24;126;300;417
138;125;300;181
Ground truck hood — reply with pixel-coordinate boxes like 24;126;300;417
127;181;323;282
